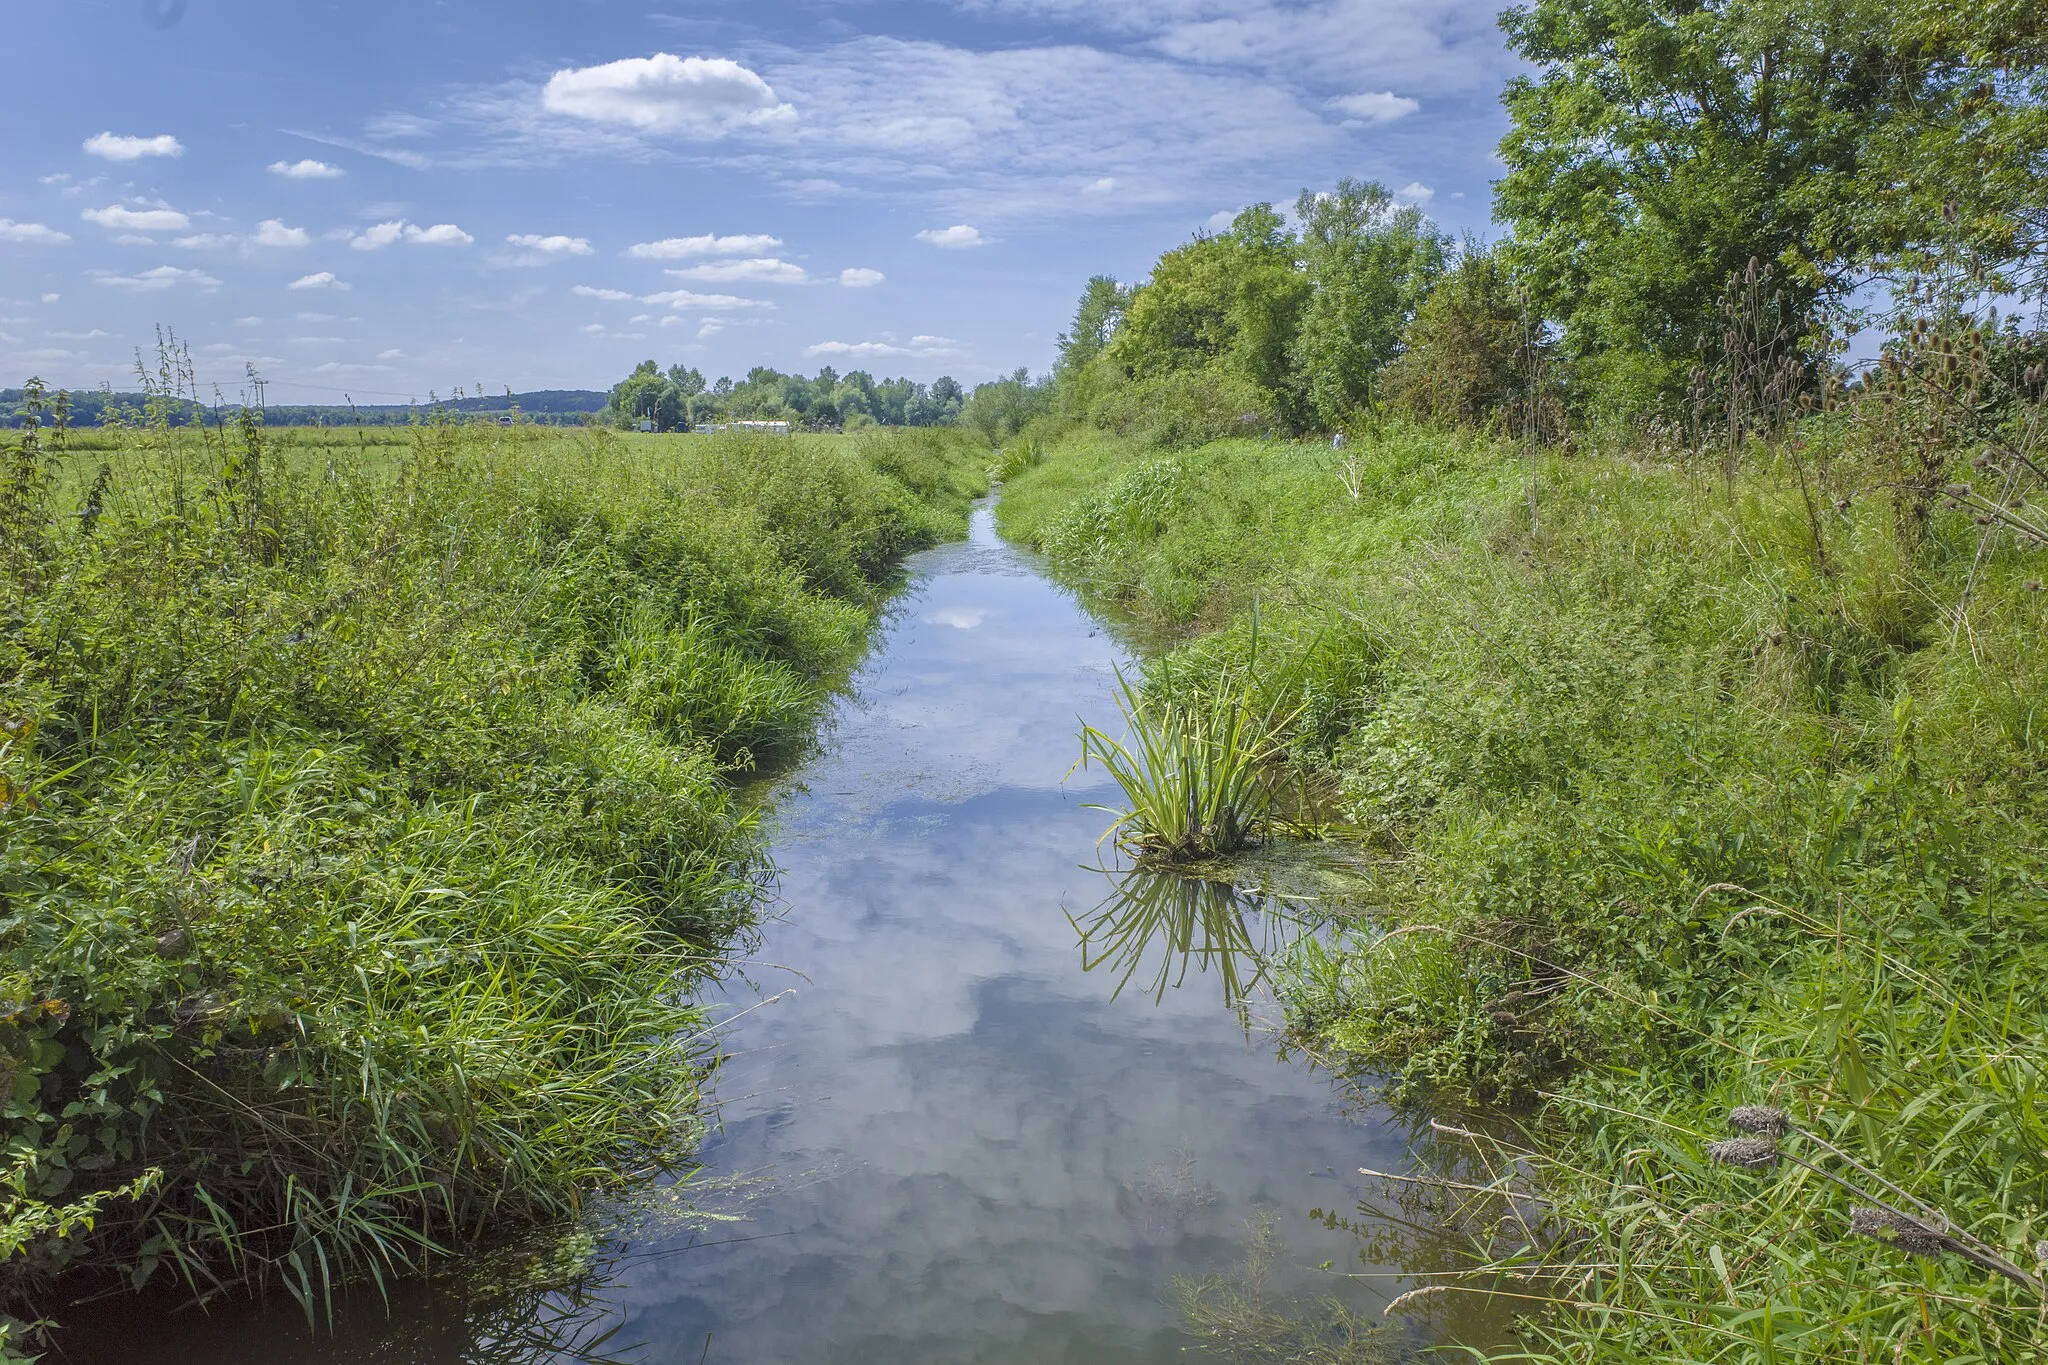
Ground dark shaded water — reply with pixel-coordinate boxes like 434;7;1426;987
60;505;1488;1364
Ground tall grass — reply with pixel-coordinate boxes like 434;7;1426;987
0;367;986;1348
1003;411;2048;1359
1078;665;1288;862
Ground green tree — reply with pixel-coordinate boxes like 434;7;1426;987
1494;0;1906;417
1291;179;1450;428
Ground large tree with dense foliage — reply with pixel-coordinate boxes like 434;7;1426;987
1497;0;2048;419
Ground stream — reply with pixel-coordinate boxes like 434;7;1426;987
61;503;1497;1364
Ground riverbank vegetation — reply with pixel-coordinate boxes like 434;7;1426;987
0;368;985;1353
999;0;2048;1357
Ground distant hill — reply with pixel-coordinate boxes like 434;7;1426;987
0;389;608;428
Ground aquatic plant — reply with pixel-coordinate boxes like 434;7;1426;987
1077;666;1288;862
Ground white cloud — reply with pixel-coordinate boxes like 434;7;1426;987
83;205;191;232
295;312;337;322
47;329;110;340
505;233;594;256
83;132;184;161
1083;177;1117;194
269;158;345;179
0;220;70;245
1327;91;1420;124
1393;180;1434;205
288;271;349;291
916;224;985;249
41;294;60;304
626;233;784;259
255;219;311;247
572;285;637;301
664;258;808;285
92;265;220;292
1205;207;1242;230
641;289;772;310
171;233;236;249
234;316;263;326
839;267;885;287
112;234;157;246
351;220;473;250
541;54;795;136
377;348;406;359
804;336;959;358
409;222;473;246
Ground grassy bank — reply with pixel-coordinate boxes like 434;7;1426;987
999;425;2048;1360
0;395;985;1349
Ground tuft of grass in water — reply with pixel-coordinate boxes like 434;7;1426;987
1078;666;1289;863
1176;1216;1403;1365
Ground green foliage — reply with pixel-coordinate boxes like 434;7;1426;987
1290;180;1449;427
600;362;965;431
1005;410;2048;1359
0;379;985;1332
1381;245;1541;433
1078;666;1287;863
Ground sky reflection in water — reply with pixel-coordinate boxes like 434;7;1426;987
68;506;1481;1364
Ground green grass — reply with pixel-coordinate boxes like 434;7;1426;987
0;400;986;1349
1001;421;2048;1361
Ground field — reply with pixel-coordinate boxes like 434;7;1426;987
1000;423;2048;1361
0;405;986;1348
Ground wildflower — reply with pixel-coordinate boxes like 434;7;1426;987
1848;1206;1952;1258
1705;1136;1779;1170
1727;1106;1790;1138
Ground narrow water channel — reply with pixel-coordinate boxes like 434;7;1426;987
64;504;1484;1364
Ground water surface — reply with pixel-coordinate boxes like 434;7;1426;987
65;505;1476;1363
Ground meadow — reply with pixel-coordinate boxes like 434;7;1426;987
999;420;2048;1361
0;386;985;1351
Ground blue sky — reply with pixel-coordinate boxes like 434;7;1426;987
4;0;1520;403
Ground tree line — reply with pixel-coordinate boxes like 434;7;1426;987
601;362;967;431
1023;0;2047;442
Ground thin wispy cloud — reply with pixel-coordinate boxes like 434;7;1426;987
92;265;221;292
627;234;783;259
664;258;808;284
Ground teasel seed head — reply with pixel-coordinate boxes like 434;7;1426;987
1705;1136;1780;1170
1728;1106;1790;1138
1848;1206;1951;1258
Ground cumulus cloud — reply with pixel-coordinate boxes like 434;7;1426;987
626;234;782;259
93;265;220;292
664;258;808;285
916;224;984;249
572;285;638;301
0;220;70;245
1393;180;1434;205
506;233;594;256
171;233;236;249
255;219;311;247
83;132;184;161
541;54;795;136
1327;91;1420;123
82;205;191;232
1083;177;1117;194
269;159;345;179
352;220;473;250
839;267;885;287
288;271;348;291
